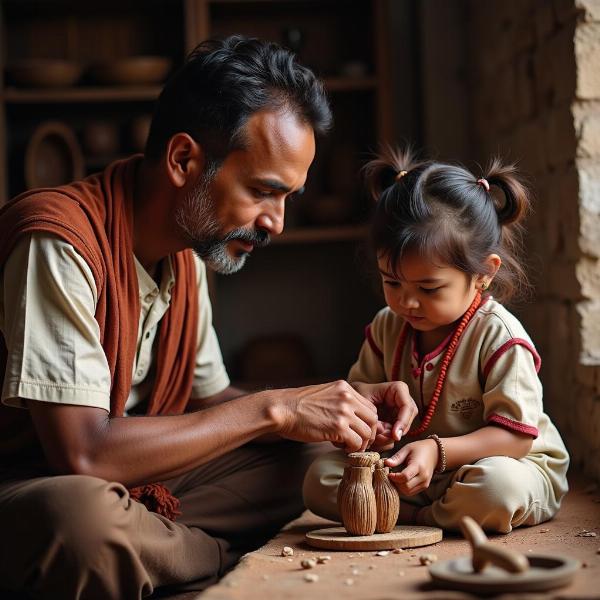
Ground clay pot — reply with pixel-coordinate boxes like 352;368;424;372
83;120;119;156
25;121;84;189
347;451;380;468
338;466;377;536
373;459;400;533
7;59;82;88
90;56;172;86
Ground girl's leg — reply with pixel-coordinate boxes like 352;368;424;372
417;456;560;533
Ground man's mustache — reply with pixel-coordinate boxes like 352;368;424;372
221;227;271;248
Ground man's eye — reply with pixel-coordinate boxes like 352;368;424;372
252;188;273;198
420;286;442;294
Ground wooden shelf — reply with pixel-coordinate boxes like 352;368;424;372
1;77;375;105
273;224;368;245
2;85;162;104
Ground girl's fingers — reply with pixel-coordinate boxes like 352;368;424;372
389;463;419;483
385;447;408;468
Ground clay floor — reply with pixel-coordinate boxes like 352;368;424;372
170;473;600;600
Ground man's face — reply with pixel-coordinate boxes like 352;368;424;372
175;109;315;274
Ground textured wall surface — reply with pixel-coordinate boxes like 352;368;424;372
464;0;600;481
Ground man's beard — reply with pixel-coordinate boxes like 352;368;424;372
174;164;270;275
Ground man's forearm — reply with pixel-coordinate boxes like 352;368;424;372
28;391;279;487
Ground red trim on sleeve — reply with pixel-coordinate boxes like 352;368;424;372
483;338;541;378
365;324;384;360
488;413;539;438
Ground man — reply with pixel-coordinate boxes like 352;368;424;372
0;36;416;598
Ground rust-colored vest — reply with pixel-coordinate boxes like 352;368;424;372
0;157;198;519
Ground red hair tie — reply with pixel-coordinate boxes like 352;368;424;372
477;178;490;192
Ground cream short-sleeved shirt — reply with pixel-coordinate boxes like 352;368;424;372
348;297;569;501
0;233;230;414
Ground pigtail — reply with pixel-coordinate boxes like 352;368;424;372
483;158;533;302
484;158;531;225
363;145;421;203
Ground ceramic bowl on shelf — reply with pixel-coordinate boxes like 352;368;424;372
5;59;83;88
25;121;84;189
89;56;172;86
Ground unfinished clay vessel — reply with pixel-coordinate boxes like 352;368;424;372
347;451;380;469
339;466;377;536
373;459;400;533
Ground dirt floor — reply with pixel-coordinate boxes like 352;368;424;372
173;473;600;600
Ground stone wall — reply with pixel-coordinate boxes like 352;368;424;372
464;0;600;480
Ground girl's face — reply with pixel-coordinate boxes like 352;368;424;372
378;252;482;334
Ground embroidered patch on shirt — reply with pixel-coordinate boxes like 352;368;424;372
450;398;481;420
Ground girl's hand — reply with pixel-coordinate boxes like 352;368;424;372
351;381;418;449
384;439;439;496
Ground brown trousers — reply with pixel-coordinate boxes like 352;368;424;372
0;441;320;599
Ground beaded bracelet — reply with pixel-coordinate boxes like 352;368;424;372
427;434;447;473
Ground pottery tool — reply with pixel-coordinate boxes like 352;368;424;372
428;516;580;594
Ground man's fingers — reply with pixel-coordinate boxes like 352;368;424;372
343;429;366;453
392;406;417;440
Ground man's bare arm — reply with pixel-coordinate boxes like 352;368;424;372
26;380;378;487
186;386;247;411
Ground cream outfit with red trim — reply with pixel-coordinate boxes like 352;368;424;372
303;297;569;533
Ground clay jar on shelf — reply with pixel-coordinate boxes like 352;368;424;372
83;120;119;157
24;120;84;189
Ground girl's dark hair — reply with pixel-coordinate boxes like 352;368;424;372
145;35;332;162
363;147;532;303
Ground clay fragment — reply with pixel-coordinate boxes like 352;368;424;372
301;558;317;569
304;573;319;582
419;553;438;565
281;546;294;557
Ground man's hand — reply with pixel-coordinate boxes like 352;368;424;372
385;439;438;496
351;382;418;451
271;380;378;452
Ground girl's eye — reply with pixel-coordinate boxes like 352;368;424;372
383;280;400;287
420;286;442;294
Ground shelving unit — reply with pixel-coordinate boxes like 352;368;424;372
0;0;394;385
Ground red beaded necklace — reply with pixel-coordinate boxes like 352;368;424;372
392;291;483;437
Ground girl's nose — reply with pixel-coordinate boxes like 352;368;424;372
400;291;419;310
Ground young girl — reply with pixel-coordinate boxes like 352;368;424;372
303;148;569;533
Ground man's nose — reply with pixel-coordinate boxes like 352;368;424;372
256;199;285;236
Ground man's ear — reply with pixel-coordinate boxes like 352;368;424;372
476;253;502;289
165;133;204;188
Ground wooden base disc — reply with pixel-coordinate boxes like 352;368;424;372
305;525;443;551
428;554;580;595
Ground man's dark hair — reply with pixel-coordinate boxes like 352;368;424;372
145;35;332;161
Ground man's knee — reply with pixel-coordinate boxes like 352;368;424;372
1;475;139;592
